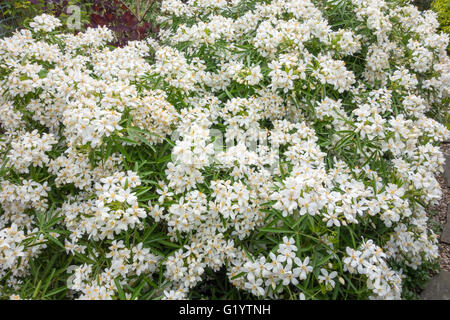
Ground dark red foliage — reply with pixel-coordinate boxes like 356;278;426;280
86;0;159;47
36;0;159;47
36;0;73;18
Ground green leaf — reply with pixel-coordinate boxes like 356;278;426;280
114;278;126;300
259;227;297;234
130;279;147;300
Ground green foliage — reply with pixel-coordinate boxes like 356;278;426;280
0;1;39;36
399;260;440;299
0;0;91;37
0;0;449;301
432;0;450;34
430;0;450;129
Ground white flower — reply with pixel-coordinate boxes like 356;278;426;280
318;269;337;288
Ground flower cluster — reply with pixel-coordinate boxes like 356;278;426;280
228;237;315;298
343;240;403;299
0;224;47;287
6;130;57;174
67;241;161;300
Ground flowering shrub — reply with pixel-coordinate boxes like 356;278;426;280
0;0;449;300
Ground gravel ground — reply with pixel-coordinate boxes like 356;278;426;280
433;143;450;271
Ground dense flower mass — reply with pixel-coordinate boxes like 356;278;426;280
0;0;449;300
